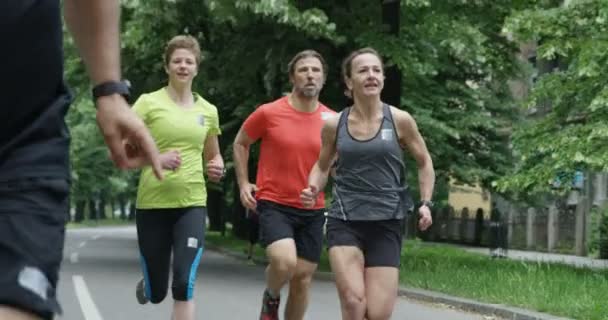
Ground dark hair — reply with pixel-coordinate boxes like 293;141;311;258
341;47;384;98
287;50;327;77
341;47;384;80
164;35;202;66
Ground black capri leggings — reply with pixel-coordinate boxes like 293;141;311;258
136;207;206;303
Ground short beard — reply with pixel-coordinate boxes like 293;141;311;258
296;86;320;98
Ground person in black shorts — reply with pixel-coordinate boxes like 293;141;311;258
302;47;435;320
0;1;161;320
233;50;335;320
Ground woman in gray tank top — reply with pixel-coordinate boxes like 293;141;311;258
301;48;435;320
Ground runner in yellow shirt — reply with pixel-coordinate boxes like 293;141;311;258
132;35;224;320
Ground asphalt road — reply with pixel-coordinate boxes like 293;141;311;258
56;226;497;320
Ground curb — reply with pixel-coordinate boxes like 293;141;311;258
205;244;572;320
398;288;572;320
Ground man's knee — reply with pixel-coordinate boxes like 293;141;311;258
289;271;313;294
365;296;395;320
269;254;298;276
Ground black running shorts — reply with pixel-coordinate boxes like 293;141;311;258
257;200;326;264
326;217;404;268
0;178;69;320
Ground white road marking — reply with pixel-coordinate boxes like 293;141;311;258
92;235;101;240
70;252;79;264
78;241;86;248
73;275;103;320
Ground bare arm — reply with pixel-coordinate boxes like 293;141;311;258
204;135;224;183
64;0;120;85
393;108;435;202
233;126;256;188
301;116;338;208
309;116;339;191
233;126;258;209
64;0;163;179
203;135;222;164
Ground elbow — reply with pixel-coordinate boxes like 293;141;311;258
417;155;434;173
233;142;248;153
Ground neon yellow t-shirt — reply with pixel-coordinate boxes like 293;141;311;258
133;88;221;209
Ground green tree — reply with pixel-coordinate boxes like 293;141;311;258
64;0;541;235
499;0;608;194
64;26;133;222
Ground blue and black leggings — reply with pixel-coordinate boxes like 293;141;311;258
136;207;205;303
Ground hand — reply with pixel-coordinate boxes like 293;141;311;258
96;94;163;180
239;182;258;210
160;150;181;171
206;159;225;183
300;185;318;208
418;205;433;231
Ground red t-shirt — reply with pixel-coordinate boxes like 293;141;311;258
243;96;336;209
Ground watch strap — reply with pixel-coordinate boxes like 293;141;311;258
92;80;131;103
419;200;434;209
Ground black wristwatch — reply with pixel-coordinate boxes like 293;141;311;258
92;80;131;104
419;200;434;209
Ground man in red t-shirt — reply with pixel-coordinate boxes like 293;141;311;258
233;50;335;320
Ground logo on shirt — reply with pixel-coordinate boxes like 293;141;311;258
197;115;205;126
321;112;333;121
381;129;393;141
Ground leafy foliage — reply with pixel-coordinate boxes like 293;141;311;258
499;0;608;194
64;0;545;219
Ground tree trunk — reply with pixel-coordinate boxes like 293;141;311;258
381;0;402;108
74;200;86;223
231;157;258;240
207;187;225;232
99;197;107;220
66;201;72;222
110;199;115;219
119;196;127;220
600;214;608;259
128;201;136;220
88;199;98;220
231;181;249;240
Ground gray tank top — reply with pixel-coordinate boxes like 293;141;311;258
328;104;413;221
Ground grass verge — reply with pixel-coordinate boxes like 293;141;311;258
206;231;608;320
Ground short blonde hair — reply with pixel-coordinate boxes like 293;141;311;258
164;35;202;66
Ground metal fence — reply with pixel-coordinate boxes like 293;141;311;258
407;205;578;254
